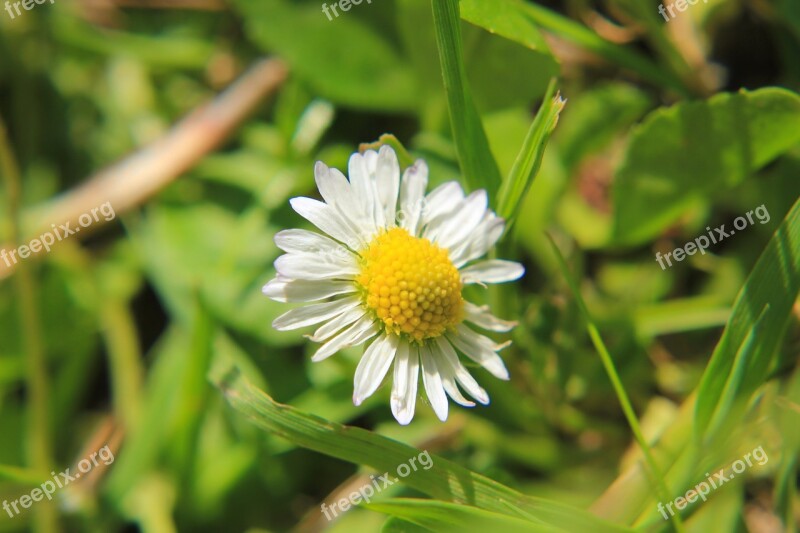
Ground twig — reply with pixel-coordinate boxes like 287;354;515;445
0;58;288;281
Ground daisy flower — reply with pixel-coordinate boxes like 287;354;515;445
263;145;524;424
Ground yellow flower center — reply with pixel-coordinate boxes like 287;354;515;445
356;227;463;342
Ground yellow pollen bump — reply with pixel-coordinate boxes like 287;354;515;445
357;227;463;342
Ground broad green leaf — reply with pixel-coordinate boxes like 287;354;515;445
233;0;418;111
431;0;502;192
612;88;800;245
213;369;632;533
497;80;564;224
367;498;561;532
694;196;800;444
460;0;551;53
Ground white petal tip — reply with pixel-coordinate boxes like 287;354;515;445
394;414;413;425
311;348;334;362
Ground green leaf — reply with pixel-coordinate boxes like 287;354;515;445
431;0;503;192
460;0;551;53
497;81;565;225
368;498;561;532
213;369;632;533
694;196;800;444
612;88;800;245
360;134;416;170
233;0;418;111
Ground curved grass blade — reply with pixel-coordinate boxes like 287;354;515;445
213;368;632;533
368;498;562;532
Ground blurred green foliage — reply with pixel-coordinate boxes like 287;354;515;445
0;0;799;532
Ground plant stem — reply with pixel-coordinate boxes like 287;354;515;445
0;116;58;533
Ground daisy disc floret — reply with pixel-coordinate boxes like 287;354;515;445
263;145;524;425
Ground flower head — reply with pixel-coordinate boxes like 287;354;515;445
263;145;524;424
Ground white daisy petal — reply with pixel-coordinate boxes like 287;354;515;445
272;296;361;331
446;325;510;380
398;160;428;234
451;213;505;267
461;260;525;285
375;146;400;226
314;161;351;208
262;278;356;303
426;190;488;249
353;334;399;405
420;181;464;229
358;150;388;229
464;301;517;332
390;340;419;425
289;197;364;249
307;306;367;342
431;341;475;407
311;315;378;362
274;253;358;280
348;152;381;227
420;343;449;421
434;336;489;405
331;166;382;243
274;228;355;259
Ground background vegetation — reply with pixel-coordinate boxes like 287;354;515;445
0;0;798;532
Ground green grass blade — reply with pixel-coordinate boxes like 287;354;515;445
497;79;565;224
431;0;502;192
694;196;800;444
367;498;562;532
545;234;684;533
213;368;633;533
0;464;47;486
